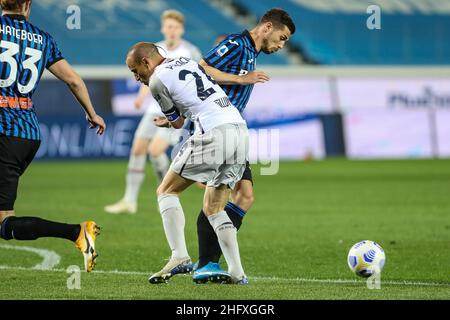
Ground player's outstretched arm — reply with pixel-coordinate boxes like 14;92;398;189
48;60;106;135
199;59;270;85
135;84;150;109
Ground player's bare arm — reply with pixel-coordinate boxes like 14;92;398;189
199;59;270;85
48;59;106;135
135;85;150;109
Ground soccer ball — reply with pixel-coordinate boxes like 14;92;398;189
347;240;386;277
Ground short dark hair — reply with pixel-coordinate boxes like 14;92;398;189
0;0;26;11
259;8;295;35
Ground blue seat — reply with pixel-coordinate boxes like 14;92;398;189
30;0;290;65
232;0;450;65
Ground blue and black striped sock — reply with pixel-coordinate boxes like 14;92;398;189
225;202;246;226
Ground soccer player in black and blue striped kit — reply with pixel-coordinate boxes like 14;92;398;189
0;0;106;272
193;8;296;283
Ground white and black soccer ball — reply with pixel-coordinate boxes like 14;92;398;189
347;240;386;277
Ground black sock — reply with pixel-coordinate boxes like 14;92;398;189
0;216;81;242
197;203;246;268
197;210;221;269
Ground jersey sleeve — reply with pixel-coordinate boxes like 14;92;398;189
45;34;64;68
149;75;181;122
203;36;243;69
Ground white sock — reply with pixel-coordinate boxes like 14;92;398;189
208;211;245;279
151;153;170;182
158;194;189;260
123;154;146;203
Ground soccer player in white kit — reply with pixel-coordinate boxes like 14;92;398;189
105;10;201;214
126;42;249;284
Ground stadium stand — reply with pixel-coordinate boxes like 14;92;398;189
30;0;290;65
231;0;450;64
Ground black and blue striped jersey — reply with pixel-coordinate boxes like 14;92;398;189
0;14;63;140
203;30;259;113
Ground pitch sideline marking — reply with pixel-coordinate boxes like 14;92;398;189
0;245;448;288
0;244;61;270
0;265;448;288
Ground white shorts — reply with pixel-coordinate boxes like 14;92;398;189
170;123;249;189
134;109;182;146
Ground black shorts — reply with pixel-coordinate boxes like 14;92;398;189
0;134;40;211
241;161;253;184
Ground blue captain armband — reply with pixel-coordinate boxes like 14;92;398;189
163;107;181;122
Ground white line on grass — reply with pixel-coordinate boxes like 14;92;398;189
0;244;60;270
0;264;448;288
1;245;448;288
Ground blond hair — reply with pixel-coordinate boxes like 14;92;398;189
161;9;184;25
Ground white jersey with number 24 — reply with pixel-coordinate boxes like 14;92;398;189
149;57;246;134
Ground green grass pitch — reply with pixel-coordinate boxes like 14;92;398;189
0;159;449;299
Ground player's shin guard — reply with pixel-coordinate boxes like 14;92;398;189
123;154;146;203
207;211;245;280
151;153;169;182
158;194;189;260
0;216;80;241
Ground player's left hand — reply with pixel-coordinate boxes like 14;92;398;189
239;70;270;85
86;114;106;135
153;116;170;128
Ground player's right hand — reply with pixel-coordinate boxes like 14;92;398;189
239;70;270;85
86;114;106;135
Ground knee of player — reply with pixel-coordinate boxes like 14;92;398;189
202;205;214;216
156;185;166;197
148;147;164;159
202;202;223;216
131;147;147;157
156;184;174;197
131;139;149;156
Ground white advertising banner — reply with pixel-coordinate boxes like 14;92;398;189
248;119;325;162
241;77;333;121
436;110;450;157
113;77;334;117
344;110;433;159
337;78;450;112
110;76;450;160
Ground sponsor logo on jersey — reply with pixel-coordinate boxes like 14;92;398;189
0;96;33;110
